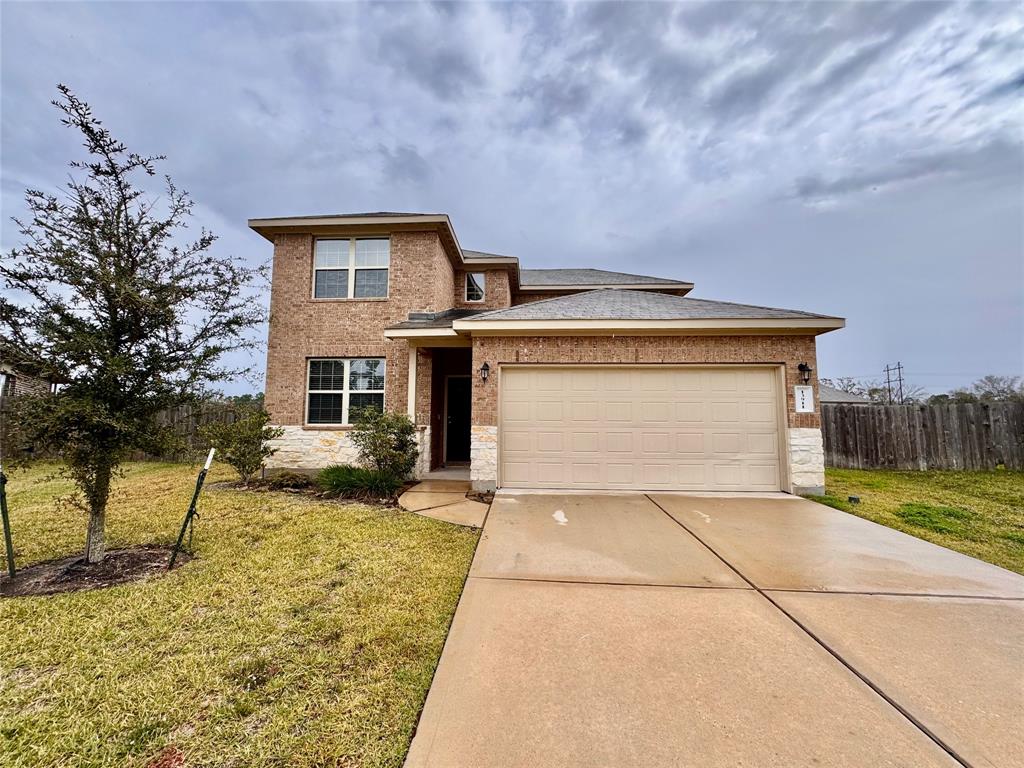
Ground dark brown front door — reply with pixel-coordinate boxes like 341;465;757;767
445;376;471;463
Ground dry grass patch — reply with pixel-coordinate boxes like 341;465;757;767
810;468;1024;574
0;462;478;767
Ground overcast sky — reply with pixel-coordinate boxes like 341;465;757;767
3;1;1022;395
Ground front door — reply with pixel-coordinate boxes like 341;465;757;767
445;375;472;463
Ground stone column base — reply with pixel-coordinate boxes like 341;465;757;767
470;425;498;491
788;427;825;495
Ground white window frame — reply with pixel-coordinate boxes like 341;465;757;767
465;271;486;302
305;357;386;425
312;238;390;299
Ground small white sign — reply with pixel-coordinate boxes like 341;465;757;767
794;385;815;413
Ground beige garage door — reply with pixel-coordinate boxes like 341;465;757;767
499;366;783;491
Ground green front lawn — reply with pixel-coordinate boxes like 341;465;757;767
812;468;1024;574
0;462;479;768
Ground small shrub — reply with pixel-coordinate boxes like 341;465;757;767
349;407;418;479
317;464;404;498
266;471;315;491
199;409;284;484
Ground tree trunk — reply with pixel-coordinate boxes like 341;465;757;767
84;506;106;563
83;462;113;564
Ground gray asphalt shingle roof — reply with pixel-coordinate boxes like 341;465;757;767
518;268;689;286
461;289;840;322
819;384;872;404
385;308;489;330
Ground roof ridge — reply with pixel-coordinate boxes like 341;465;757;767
519;267;689;285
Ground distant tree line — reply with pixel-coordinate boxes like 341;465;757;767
821;374;1024;406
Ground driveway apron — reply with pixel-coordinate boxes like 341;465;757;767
405;492;1023;768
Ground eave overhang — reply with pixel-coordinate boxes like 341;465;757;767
248;213;472;269
449;317;845;336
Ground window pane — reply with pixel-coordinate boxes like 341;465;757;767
354;268;388;297
309;359;346;391
314;269;348;298
466;272;486;301
349;358;385;390
308;393;344;424
354;239;390;267
349;392;384;418
314;240;348;268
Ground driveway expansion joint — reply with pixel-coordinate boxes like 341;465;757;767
643;493;974;768
469;574;754;590
764;587;1024;601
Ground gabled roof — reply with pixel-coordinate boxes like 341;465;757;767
819;384;872;404
451;289;845;336
461;289;840;322
519;268;689;288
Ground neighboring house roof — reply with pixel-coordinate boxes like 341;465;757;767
459;289;840;322
518;268;690;289
819;384;872;405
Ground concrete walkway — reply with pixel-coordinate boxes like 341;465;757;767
405;493;1023;768
398;480;488;527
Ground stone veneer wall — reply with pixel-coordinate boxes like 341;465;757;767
787;428;825;495
266;426;431;478
470;425;498;491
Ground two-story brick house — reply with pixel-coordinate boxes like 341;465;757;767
252;212;844;495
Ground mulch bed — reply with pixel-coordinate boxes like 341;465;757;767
0;545;190;598
208;478;417;507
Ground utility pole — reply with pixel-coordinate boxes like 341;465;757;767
883;362;906;405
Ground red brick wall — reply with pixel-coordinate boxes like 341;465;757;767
471;334;821;428
512;290;573;305
454;268;512;309
265;231;453;425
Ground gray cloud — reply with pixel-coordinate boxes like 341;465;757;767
794;140;1022;203
377;143;431;185
2;1;1021;393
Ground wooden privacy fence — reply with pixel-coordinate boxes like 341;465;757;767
0;400;241;462
822;402;1024;471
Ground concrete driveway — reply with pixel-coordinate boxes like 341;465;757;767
405;493;1024;768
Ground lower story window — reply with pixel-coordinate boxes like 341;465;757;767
307;358;385;425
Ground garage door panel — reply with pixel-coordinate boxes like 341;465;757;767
676;432;704;454
745;401;777;423
606;401;633;421
502;399;532;422
500;367;782;491
535;432;564;453
606;432;633;453
571;432;600;452
641;432;672;454
536;401;563;422
640;401;672;423
571;401;599;422
711;401;743;423
675;401;705;422
748;432;778;455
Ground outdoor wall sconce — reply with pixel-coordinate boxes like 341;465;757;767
797;362;813;385
479;362;490;382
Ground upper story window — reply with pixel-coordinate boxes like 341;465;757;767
466;272;486;302
313;238;390;299
306;358;385;425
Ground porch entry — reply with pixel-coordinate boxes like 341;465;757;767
428;347;473;469
444;376;472;463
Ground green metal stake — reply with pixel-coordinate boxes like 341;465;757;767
0;465;15;579
169;449;214;570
